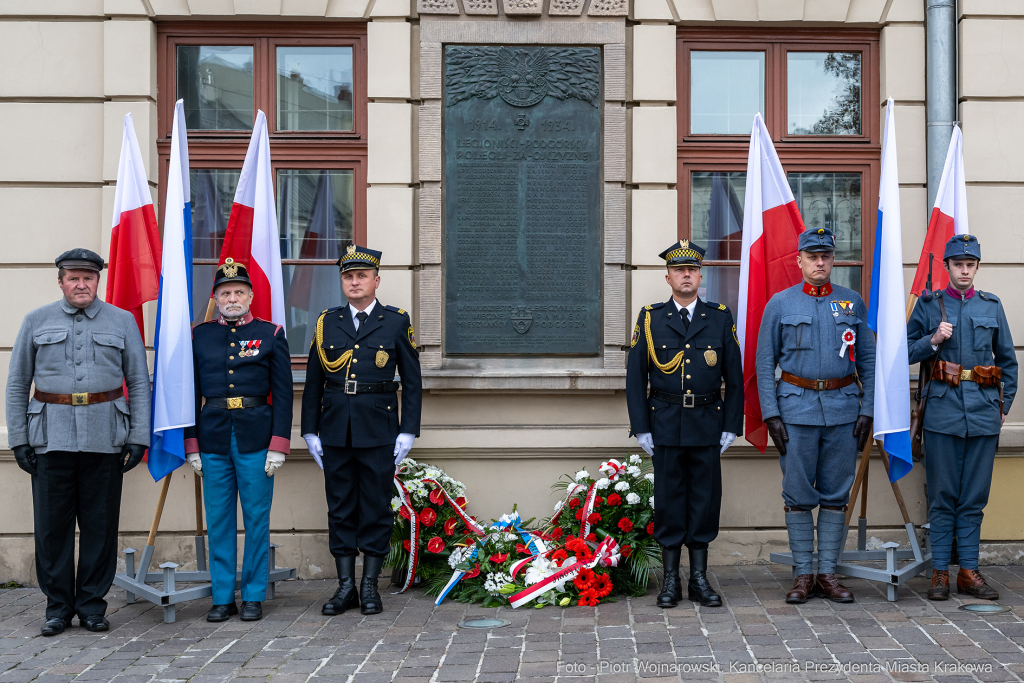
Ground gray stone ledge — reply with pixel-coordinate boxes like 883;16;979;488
422;368;626;391
420;18;625;44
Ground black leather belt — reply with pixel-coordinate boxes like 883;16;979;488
650;389;718;408
205;396;268;410
326;379;399;395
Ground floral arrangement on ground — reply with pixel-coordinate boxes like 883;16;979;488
386;454;659;608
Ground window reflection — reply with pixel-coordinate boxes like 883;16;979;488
190;169;240;321
788;172;861;261
698;266;740;315
277;47;354;131
690;52;765;135
177;46;254;130
787;52;861;135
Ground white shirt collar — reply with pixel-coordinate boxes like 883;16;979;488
673;297;697;319
349;299;377;319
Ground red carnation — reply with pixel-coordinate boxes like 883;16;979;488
586;533;596;542
568;499;580;509
420;507;437;527
403;540;411;551
443;518;458;537
578;590;600;607
587;512;602;524
427;536;445;553
429;488;444;505
550;527;564;539
592;573;613;598
594;496;604;507
646;522;655;535
575;508;585;521
618;518;633;533
621;545;632;558
490;552;509;564
399;506;411;520
463;535;476;544
456;496;467;508
607;493;622;506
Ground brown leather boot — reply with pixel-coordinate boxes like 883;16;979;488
927;570;949;601
785;574;815;604
814;573;854;603
956;568;999;600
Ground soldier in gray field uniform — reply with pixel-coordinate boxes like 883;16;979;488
756;228;875;604
6;249;150;637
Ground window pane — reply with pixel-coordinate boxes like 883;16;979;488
831;266;862;295
698;266;740;316
277;47;354;131
691;171;746;262
191;169;241;322
788;172;861;261
787;52;861;135
690;52;764;135
177;46;254;130
283;264;345;354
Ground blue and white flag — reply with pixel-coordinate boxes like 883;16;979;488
868;98;912;482
148;100;195;481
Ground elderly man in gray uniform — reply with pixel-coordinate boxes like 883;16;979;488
6;249;150;636
756;228;875;604
907;234;1016;601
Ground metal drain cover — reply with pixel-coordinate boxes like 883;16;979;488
959;603;1011;613
458;618;511;629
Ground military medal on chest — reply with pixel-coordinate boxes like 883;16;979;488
375;346;389;368
239;339;261;358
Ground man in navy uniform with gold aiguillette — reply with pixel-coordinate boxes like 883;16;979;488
301;245;421;616
626;239;743;609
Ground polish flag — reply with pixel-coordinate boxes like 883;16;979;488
737;114;806;453
107;113;162;340
215;110;285;326
910;125;968;297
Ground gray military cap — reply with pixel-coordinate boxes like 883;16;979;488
55;248;104;272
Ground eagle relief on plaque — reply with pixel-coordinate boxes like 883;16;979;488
444;46;602;355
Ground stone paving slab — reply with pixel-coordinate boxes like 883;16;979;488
4;565;1024;682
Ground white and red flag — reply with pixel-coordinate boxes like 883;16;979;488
215;110;285;326
107;113;162;339
737;113;806;453
910;125;968;298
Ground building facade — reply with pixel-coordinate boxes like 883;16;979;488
1;0;1022;584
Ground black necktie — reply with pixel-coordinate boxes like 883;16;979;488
682;310;690;330
355;311;368;327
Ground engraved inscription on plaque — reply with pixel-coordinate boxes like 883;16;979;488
444;46;601;355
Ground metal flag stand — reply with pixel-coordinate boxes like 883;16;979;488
769;436;932;601
112;470;296;623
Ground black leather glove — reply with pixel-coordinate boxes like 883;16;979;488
764;417;789;455
121;444;147;474
13;445;37;476
853;415;874;452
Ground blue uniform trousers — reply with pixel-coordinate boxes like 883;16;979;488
201;430;274;604
924;430;998;571
780;423;857;510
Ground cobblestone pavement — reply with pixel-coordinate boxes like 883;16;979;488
5;564;1024;683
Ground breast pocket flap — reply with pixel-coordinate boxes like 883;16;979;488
781;314;813;327
33;330;67;345
93;333;125;349
972;316;997;330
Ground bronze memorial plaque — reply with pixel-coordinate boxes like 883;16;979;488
444;45;601;355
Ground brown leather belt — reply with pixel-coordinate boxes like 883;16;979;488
780;372;856;392
932;360;1001;388
34;387;123;406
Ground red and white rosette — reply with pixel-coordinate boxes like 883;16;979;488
508;536;621;609
392;476;420;594
598;459;626;481
840;328;856;361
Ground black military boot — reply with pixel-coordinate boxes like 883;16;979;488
656;547;683;608
686;548;722;607
321;556;359;616
360;555;385;615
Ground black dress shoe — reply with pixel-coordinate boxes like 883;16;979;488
81;615;109;632
40;617;68;636
323;556;359;616
206;603;239;622
240;601;263;621
360;555;385;615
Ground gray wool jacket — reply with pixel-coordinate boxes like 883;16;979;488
6;297;151;454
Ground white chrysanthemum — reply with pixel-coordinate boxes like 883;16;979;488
629;454;642;464
484;571;512;596
575;469;590;481
644;473;654;482
448;546;471;568
626;492;641;505
626;465;641;477
554;499;564;511
614;481;630;492
390;497;403;512
649;496;655;509
594;477;610;490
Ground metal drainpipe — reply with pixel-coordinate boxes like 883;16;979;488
925;0;958;211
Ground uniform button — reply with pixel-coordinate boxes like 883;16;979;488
686;390;691;394
662;345;666;349
230;343;235;347
231;328;236;333
686;374;690;379
717;406;721;410
350;374;355;378
75;361;81;366
329;345;334;349
76;345;82;350
229;356;234;360
76;330;81;335
352;359;357;363
229;384;234;389
387;406;391;410
76;316;83;322
355;345;359;349
685;344;690;349
685;359;690;364
77;377;83;381
229;370;234;374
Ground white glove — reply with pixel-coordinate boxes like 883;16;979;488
302;433;323;470
394;433;415;466
186;453;203;478
636;433;654;456
720;432;737;455
265;451;286;477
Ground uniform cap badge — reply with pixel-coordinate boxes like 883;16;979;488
220;257;239;279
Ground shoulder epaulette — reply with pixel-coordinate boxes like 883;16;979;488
920;289;933;302
979;291;999;302
384;304;408;315
645;302;665;311
706;301;728;312
195;319;217;327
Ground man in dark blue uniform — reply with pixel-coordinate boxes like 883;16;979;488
184;258;293;623
301;245;421;616
626;239;743;608
907;234;1017;600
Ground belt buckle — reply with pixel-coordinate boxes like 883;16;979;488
683;393;695;408
71;392;89;406
816;379;828;391
226;397;243;410
345;379;358;395
960;369;972;382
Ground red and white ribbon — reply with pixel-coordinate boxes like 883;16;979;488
422;478;486;537
598;459;626;481
840;328;856;361
509;536;621;609
392;476;420;594
550;482;588;527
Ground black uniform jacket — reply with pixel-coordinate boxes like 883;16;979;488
301;302;422;448
626;297;743;447
184;313;293;455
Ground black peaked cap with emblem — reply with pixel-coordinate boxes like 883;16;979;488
213;257;252;289
338;244;382;272
56;248;104;272
658;239;706;267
